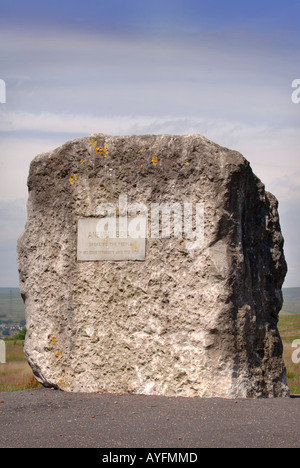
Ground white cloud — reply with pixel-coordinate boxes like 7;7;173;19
0;199;27;244
0;136;64;200
1;25;298;123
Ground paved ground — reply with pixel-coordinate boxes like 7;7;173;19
0;388;299;448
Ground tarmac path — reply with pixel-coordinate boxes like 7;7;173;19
0;388;299;448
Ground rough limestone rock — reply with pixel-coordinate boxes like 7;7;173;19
18;134;289;397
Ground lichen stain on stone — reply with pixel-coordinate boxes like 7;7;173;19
69;174;77;185
152;155;158;166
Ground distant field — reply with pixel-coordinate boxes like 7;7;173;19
281;287;300;315
0;288;25;323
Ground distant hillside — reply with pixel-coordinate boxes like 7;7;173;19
0;288;25;323
0;286;299;323
281;287;300;315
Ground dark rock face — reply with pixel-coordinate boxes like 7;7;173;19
17;134;289;397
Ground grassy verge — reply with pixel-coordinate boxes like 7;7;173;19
278;314;300;395
0;340;42;392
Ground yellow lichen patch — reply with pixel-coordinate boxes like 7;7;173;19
50;337;56;344
69;173;77;185
95;145;108;157
152;155;158;166
80;159;85;164
95;146;102;155
55;351;60;358
186;161;190;166
90;138;97;146
140;164;144;168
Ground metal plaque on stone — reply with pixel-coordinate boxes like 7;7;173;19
77;216;146;261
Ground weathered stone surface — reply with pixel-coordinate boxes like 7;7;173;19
17;134;289;397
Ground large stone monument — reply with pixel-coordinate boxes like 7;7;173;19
17;134;289;397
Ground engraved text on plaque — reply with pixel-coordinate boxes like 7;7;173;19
77;216;146;261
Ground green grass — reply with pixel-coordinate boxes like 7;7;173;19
0;340;42;392
278;314;300;343
281;287;300;315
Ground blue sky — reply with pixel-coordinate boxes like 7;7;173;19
1;0;300;35
0;0;300;286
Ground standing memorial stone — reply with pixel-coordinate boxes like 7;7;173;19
17;134;289;397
